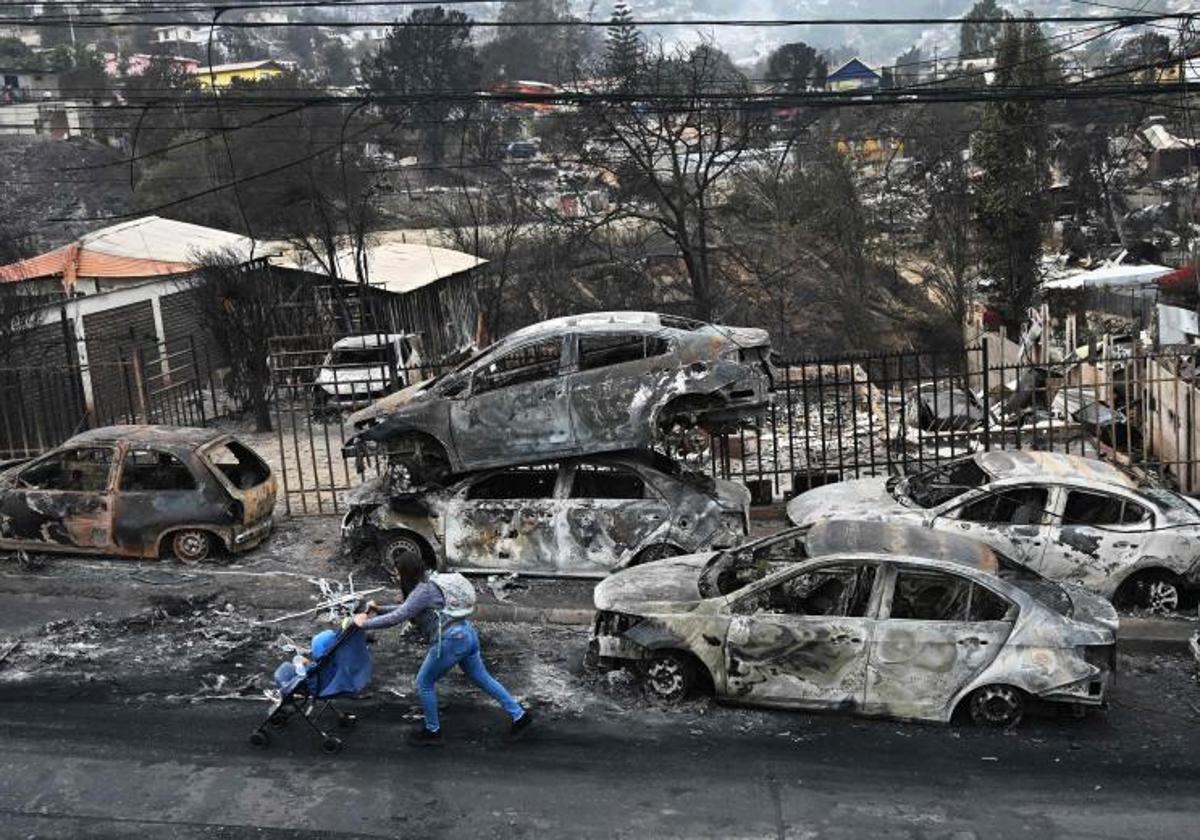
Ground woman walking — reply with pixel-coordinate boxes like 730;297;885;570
353;554;532;745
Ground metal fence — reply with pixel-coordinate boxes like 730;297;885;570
7;331;1200;514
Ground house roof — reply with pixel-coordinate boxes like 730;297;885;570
1042;260;1172;291
828;58;881;82
0;216;258;285
1141;123;1199;152
271;236;486;295
197;60;288;75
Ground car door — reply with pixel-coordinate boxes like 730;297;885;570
110;447;211;556
566;331;673;448
558;461;672;573
722;560;879;710
933;484;1054;566
449;337;573;467
866;564;1014;721
1043;486;1150;590
442;464;560;572
0;445;117;551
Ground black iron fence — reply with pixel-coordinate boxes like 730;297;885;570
6;332;1200;515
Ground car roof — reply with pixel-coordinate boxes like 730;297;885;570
974;450;1135;488
66;425;228;450
332;334;413;349
502;311;704;344
805;519;1002;575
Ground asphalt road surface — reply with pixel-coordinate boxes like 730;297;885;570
3;653;1200;840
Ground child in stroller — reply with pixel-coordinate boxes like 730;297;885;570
250;625;373;753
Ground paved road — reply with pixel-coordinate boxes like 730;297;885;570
2;672;1199;840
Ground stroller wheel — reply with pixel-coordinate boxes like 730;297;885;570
269;710;289;730
249;730;270;749
322;736;343;754
338;713;357;729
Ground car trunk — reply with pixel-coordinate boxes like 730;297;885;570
200;439;276;525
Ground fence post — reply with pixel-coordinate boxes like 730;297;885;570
132;345;149;423
979;340;991;451
188;335;207;426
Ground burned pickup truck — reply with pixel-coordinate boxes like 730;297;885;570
341;453;750;577
0;426;276;562
342;311;774;484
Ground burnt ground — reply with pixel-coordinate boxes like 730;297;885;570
2;516;1200;838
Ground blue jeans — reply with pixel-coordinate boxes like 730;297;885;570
415;621;524;732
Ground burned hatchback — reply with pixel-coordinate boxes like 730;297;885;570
343;311;774;484
0;426;276;562
590;520;1117;727
341;453;751;576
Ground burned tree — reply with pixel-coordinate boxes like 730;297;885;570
580;42;758;321
192;251;297;432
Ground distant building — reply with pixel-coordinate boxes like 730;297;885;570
103;53;200;79
1;67;59;101
826;58;882;92
153;25;207;47
194;59;291;89
1140;123;1200;178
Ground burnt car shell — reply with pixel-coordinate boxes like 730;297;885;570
0;425;276;559
343;311;773;475
341;453;751;576
591;519;1117;724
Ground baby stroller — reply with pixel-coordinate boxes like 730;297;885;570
250;625;373;754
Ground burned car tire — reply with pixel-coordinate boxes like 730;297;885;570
631;544;683;566
171;529;213;564
642;652;696;704
1115;570;1185;614
379;532;431;576
967;685;1026;728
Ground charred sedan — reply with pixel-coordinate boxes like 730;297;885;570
0;426;276;562
787;451;1200;612
343;311;773;483
341;453;750;576
591;520;1117;727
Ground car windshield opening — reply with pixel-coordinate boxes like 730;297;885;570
1137;487;1200;523
996;556;1072;616
903;457;990;508
699;530;809;597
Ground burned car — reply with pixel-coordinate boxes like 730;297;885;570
343;311;774;483
787;450;1200;612
0;426;276;562
341;453;750;576
591;519;1117;727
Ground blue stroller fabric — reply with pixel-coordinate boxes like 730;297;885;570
311;627;373;698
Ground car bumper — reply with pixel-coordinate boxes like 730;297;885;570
231;518;273;552
587;612;651;668
1038;671;1113;707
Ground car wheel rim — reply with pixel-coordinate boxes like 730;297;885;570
175;531;209;563
383;537;422;573
973;686;1021;726
1145;580;1179;614
646;659;685;700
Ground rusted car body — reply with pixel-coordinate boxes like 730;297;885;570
590;520;1118;726
0;426;276;562
786;451;1200;612
341;453;751;576
343;311;774;481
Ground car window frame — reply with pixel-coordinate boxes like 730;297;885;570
878;562;1018;623
940;482;1054;527
16;444;118;495
116;447;200;493
725;557;884;619
571;330;673;374
1058;483;1155;531
460;463;562;502
467;336;566;397
563;461;661;503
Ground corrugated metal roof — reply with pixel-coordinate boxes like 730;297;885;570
0;216;259;284
271;236;486;295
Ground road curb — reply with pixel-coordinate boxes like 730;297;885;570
1117;618;1197;655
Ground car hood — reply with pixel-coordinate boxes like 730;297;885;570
714;477;751;510
786;477;913;526
348;378;435;427
593;553;714;611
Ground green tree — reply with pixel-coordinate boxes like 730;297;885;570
479;0;597;83
971;15;1052;333
604;1;643;81
0;37;36;68
361;6;480;163
321;39;355;86
960;0;1003;59
764;41;827;93
1108;31;1172;81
